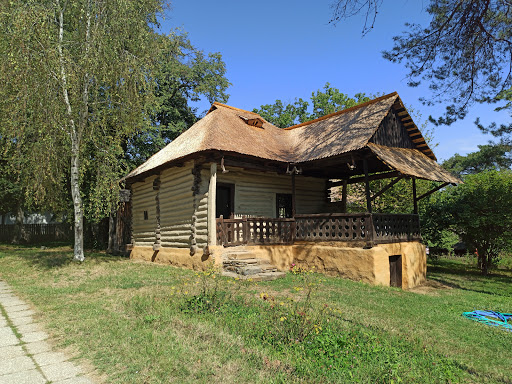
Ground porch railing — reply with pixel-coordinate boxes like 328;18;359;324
216;217;295;246
216;213;421;247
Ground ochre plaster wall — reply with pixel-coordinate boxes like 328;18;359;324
131;241;427;289
130;246;212;270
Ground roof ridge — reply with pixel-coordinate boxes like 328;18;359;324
284;92;399;130
208;102;261;116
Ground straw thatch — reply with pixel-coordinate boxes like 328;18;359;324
126;92;460;184
367;143;461;184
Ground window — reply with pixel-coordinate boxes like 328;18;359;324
276;193;292;218
143;211;148;220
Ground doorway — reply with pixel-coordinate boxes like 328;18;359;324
216;183;234;219
389;255;402;288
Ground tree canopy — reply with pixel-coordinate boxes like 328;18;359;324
124;31;231;168
424;170;512;274
331;0;512;129
0;0;164;260
253;83;371;128
442;143;512;176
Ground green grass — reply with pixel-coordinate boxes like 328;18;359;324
0;244;511;383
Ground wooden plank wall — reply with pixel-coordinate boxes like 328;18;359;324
217;168;328;218
369;109;415;149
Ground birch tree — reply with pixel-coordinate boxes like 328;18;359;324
0;0;163;260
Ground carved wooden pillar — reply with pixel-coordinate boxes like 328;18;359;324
412;177;418;214
363;158;372;213
208;162;217;246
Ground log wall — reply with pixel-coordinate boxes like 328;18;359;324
131;174;158;247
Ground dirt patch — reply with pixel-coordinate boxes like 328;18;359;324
408;279;453;295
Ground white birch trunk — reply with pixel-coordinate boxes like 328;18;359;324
57;0;85;261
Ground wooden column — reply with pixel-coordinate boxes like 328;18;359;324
291;171;296;217
363;158;372;213
208;162;217;246
341;180;348;213
412;177;418;214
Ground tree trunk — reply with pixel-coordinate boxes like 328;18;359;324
107;211;116;254
57;1;85;261
12;205;26;244
71;149;85;261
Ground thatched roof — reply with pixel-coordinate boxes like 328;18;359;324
126;92;460;184
367;143;460;184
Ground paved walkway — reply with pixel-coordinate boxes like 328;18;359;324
0;280;96;384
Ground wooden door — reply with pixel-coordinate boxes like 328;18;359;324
389;255;402;288
216;184;234;219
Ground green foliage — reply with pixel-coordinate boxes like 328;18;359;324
175;265;238;314
442;143;512;176
258;265;332;346
331;1;512;128
425;170;512;274
0;0;164;224
253;83;371;128
124;31;230;168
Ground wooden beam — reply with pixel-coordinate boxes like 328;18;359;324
413;137;426;143
223;158;285;174
412;177;418;214
330;171;401;187
397;110;409;117
371;175;405;201
416;182;450;201
363;159;372;213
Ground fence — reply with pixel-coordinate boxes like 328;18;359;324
0;224;73;243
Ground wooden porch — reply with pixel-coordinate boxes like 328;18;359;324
216;213;421;247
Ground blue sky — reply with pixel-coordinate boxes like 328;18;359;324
158;0;510;161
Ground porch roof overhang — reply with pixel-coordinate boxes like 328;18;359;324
125;144;461;185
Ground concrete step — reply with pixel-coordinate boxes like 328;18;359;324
221;253;283;281
221;270;286;282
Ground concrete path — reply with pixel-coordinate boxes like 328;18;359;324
0;279;96;384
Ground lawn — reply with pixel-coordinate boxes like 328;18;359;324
0;244;511;383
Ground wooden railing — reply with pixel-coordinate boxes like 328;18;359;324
216;217;295;246
216;213;421;246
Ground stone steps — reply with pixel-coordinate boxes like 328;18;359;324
220;247;285;282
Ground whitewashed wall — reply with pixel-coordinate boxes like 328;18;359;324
217;167;328;217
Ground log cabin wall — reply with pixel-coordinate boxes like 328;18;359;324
369;109;415;149
159;161;195;249
131;174;159;247
131;161;210;251
217;167;328;217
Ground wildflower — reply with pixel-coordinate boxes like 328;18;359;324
280;316;286;322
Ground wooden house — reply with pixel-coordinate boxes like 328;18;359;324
122;92;460;289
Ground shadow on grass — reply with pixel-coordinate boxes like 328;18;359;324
428;259;512;297
0;242;127;270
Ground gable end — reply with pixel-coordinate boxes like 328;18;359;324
369;109;415;149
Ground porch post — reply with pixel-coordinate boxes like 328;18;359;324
291;171;296;217
341;180;348;213
363;158;372;213
412;177;418;214
208;162;217;245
